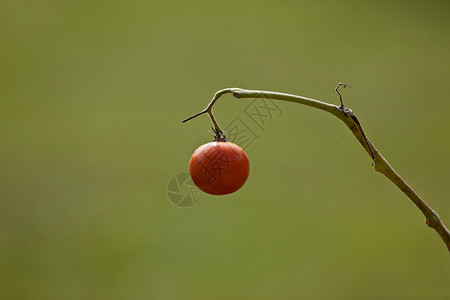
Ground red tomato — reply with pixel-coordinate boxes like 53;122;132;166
189;142;250;195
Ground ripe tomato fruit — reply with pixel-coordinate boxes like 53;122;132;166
189;141;250;195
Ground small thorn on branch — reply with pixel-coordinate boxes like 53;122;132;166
426;216;439;228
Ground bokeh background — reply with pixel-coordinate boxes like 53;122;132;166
1;0;450;299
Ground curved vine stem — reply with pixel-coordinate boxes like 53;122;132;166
182;88;243;141
182;87;450;252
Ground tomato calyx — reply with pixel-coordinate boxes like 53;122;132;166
211;127;227;142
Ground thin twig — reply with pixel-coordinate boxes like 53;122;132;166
182;88;243;140
183;87;450;252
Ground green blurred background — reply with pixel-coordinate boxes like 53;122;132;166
1;0;450;299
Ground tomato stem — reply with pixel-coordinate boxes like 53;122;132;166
182;88;243;140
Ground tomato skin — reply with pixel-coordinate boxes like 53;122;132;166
189;142;250;195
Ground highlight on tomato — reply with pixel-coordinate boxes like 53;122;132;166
189;141;250;195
